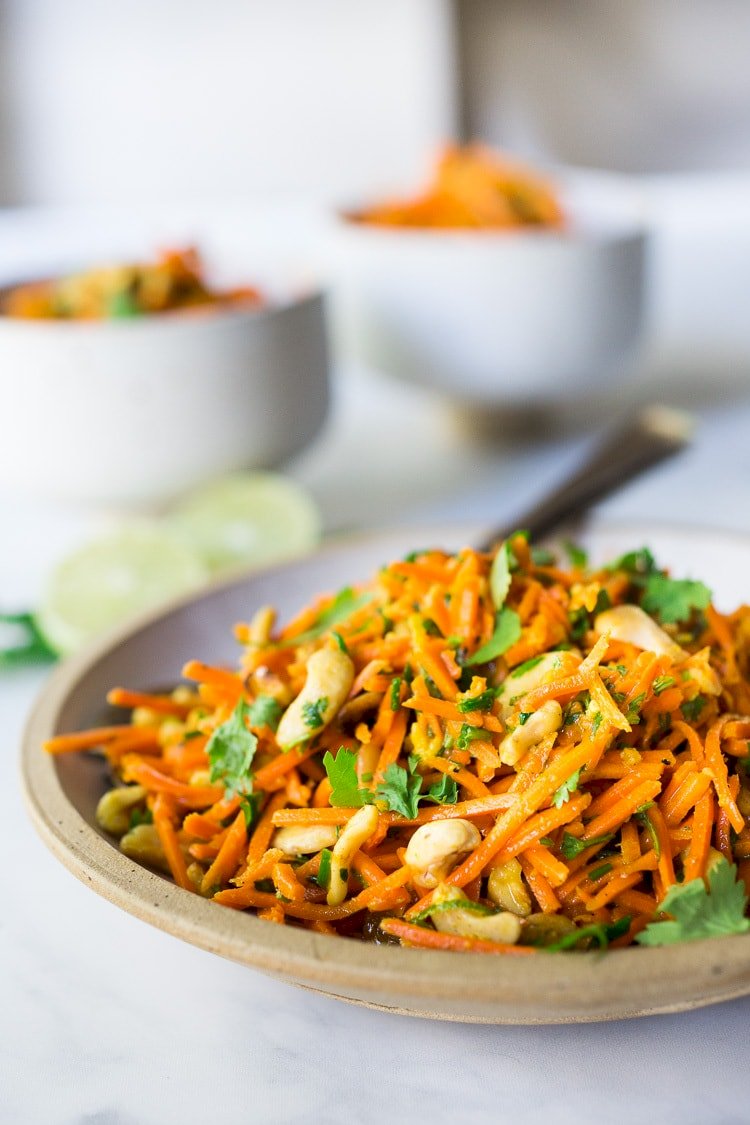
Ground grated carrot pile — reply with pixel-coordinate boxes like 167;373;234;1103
45;535;750;954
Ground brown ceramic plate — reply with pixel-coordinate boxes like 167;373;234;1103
20;523;750;1023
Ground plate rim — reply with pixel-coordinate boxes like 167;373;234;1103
20;520;750;1024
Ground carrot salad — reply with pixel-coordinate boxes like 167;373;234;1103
3;247;262;320
45;536;750;954
349;145;564;231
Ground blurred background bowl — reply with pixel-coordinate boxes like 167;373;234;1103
330;172;648;406
0;289;330;507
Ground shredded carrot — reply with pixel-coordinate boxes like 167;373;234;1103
47;537;750;954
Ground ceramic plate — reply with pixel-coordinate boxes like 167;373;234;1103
21;523;750;1024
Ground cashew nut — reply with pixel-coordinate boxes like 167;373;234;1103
276;648;355;750
120;823;171;873
595;604;686;661
681;647;722;696
521;911;577;947
95;784;147;836
327;804;380;906
429;884;522;944
272;824;340;856
404;818;481;889
498;700;563;766
487;858;532;916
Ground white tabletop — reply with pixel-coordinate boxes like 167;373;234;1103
3;208;750;1125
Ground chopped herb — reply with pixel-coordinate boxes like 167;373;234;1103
332;631;349;654
465;607;522;666
560;831;612;860
589;862;613;881
593;589;612;615
239;792;262;829
510;655;544;678
323;748;373;808
489;541;513;609
539;836;555;847
591;712;603;735
375;760;458;819
681;696;706;723
544;915;631;952
530;546;556;566
641;574;712;625
281;588;374;647
564;541;588;569
183;729;203;741
424;774;459;806
128;807;153;830
518;712;532;726
456;723;486;750
403;548;430;563
552;767;583;808
635;805;660;857
608;547;657;577
206;698;258;800
0;610;58;668
626;692;646;722
457;687;497;713
569;606;589;642
636;859;750;945
390;676;402;711
412;898;494;925
616;664;628;677
247;694;283;732
316;848;332;888
107;289;140;318
301;697;328;729
652;675;675;696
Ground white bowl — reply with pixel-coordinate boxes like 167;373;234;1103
330;173;648;405
0;291;329;506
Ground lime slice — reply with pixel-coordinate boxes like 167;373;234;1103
37;524;209;655
166;472;322;574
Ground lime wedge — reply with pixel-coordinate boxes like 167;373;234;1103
166;472;322;574
37;524;209;655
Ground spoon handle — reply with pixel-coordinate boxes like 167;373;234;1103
476;405;694;553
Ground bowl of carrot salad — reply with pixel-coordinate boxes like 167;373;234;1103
0;247;329;505
331;145;647;405
36;527;750;973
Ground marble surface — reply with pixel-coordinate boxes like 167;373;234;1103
4;208;750;1124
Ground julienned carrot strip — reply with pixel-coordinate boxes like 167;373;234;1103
379;919;535;956
704;717;744;833
519;855;560;912
44;725;156;754
671;719;705;764
425;757;491;799
182;660;244;694
271;862;306;901
253;744;319;790
449;731;610;887
271;791;515;830
582;780;662;840
416;648;458;700
715;774;740;862
620;821;641;865
660;769;712;828
106;688;193;716
152;794;192;892
683;789;715;883
375;708;408;779
583;872;643;912
644;804;676;892
245;791;288;870
487;793;591;870
618;888;657;915
121;759;224;808
404;695;503;732
522;844;569;888
200;810;248;893
216;865;412;918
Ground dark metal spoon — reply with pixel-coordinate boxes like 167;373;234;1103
476;405;694;552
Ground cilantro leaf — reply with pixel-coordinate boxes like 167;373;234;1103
376;762;422;819
641;574;712;625
564;541;588;569
301;696;328;729
552;767;583;809
390;677;402;711
456;723;487;750
457;687;497;712
466;607;522;666
206;698;258;798
560;831;612;860
247;694;283;731
636;859;750;945
681;696;706;723
323;748;373;808
423;774;459;805
607;547;658;576
316;848;332;888
489;541;513;609
652;675;675;696
544;915;631;952
280;588;373;647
